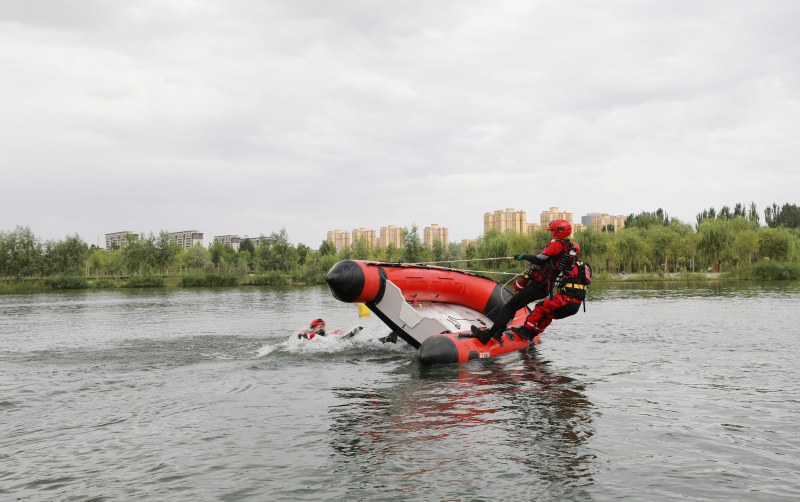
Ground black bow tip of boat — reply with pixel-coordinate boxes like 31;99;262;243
418;335;460;366
325;260;366;303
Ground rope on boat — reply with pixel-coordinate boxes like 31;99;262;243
418;256;516;264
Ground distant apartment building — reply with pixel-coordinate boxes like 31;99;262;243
591;214;628;231
169;230;204;250
527;223;541;234
573;223;587;233
460;239;478;251
581;212;604;227
243;236;273;248
377;225;403;249
214;235;241;251
327;230;351;252
484;208;527;234
540;207;573;229
423;224;449;247
105;231;139;252
352;228;377;247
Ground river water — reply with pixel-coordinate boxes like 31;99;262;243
1;282;799;501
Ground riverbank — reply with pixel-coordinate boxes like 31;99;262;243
2;261;798;291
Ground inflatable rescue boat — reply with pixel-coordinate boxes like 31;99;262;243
324;260;536;365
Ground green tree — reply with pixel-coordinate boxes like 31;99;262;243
107;250;125;281
734;230;759;266
615;229;644;274
628;209;669;229
431;239;445;262
123;232;158;275
236;252;250;278
88;249;108;276
697;219;734;272
758;228;793;261
647;226;680;273
1;225;41;278
268;228;298;272
765;203;800;229
748;202;760;225
464;243;477;267
319;239;335;256
573;227;605;267
188;243;210;272
239;238;255;255
400;224;424;263
385;242;400;262
351;238;370;260
209;238;224;267
155;230;178;277
297;243;311;265
254;239;271;272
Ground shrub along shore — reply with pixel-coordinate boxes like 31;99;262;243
2;261;798;291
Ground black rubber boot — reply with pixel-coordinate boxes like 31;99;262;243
470;325;493;345
510;326;538;342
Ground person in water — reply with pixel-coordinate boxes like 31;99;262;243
510;245;592;342
471;218;577;345
297;319;396;343
297;319;329;339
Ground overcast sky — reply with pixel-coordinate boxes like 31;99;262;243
2;0;798;247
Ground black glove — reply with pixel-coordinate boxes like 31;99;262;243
317;329;326;337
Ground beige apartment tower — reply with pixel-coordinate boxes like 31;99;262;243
460;239;478;251
591;214;628;231
540;207;573;229
377;225;403;249
484;208;527;234
214;235;241;251
352;228;377;247
169;231;204;250
327;230;351;252
105;231;139;252
423;224;449;247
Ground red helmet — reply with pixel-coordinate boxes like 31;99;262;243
310;319;325;328
571;242;581;254
547;219;572;239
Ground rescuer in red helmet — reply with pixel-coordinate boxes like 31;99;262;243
511;242;592;342
471;218;578;345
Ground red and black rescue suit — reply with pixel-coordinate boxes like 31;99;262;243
522;258;591;338
476;238;573;341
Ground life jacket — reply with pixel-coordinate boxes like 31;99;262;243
532;239;572;283
297;328;342;340
559;260;592;301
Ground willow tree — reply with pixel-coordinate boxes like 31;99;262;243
697;219;734;272
573;227;606;269
647;226;680;273
615;229;644;274
734;230;759;266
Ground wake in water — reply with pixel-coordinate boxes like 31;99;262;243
256;322;411;358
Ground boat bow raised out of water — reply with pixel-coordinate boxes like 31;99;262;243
324;260;533;365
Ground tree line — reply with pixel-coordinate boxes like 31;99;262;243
3;202;798;281
0;227;329;281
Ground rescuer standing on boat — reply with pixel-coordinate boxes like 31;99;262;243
511;243;592;342
471;219;576;345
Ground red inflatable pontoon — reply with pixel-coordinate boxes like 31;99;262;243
325;260;535;365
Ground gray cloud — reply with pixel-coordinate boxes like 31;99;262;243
2;1;799;246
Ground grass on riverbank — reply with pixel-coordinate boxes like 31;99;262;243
3;261;799;291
